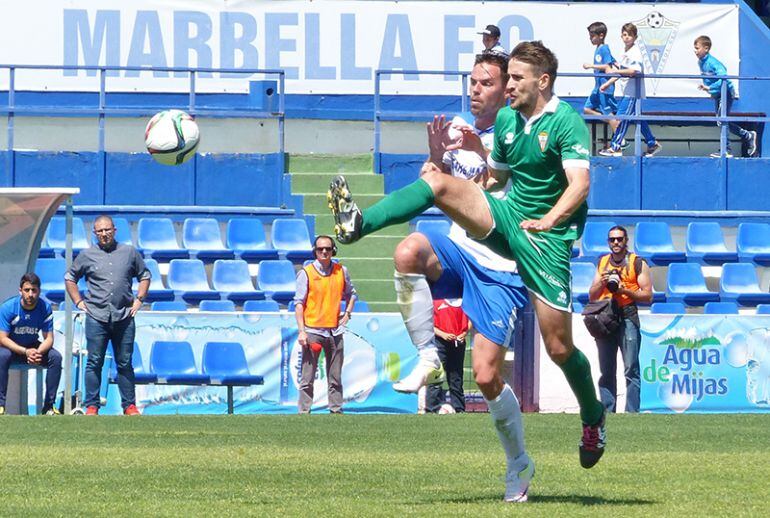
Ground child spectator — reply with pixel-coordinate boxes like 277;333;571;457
582;22;621;148
694;35;758;158
599;23;662;158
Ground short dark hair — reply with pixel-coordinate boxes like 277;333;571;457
509;40;559;90
694;35;712;50
622;23;638;38
608;225;628;239
587;22;607;36
20;272;41;288
474;51;509;83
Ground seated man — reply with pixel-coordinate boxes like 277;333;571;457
0;273;62;415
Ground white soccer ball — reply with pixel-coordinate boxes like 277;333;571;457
438;403;456;415
145;109;200;165
646;11;664;29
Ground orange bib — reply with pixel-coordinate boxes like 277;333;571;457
303;263;345;328
597;253;641;308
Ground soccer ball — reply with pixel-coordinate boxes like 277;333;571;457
438;403;456;415
646;11;664;29
144;109;200;165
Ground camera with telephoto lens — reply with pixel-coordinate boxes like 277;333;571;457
606;269;622;293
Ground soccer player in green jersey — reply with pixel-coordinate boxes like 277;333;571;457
329;40;606;468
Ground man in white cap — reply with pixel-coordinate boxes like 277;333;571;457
478;24;506;55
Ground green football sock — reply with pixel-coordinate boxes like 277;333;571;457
559;347;604;425
360;178;435;237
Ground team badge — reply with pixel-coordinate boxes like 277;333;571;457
537;131;548;152
635;11;680;95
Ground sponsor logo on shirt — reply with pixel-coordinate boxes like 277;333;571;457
538;268;565;290
14;326;39;336
504;132;514;144
571;144;590;157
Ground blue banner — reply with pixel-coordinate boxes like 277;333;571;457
641;315;770;413
53;312;418;415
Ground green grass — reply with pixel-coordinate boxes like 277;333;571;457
1;414;768;516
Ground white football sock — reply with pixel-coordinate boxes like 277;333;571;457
394;272;439;365
486;383;527;469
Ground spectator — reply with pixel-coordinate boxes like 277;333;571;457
694;35;758;158
65;215;150;416
582;21;622;149
295;235;356;414
599;23;662;158
588;226;652;413
0;273;62;415
478;24;506;55
426;299;470;413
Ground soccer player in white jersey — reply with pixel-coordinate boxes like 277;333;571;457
391;52;534;503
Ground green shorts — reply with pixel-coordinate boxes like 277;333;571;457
480;192;578;311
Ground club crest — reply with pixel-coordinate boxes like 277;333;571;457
538;131;548;152
634;11;681;95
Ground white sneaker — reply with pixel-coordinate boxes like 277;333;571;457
598;148;622;157
504;455;535;503
393;360;445;393
709;151;734;158
746;130;758;157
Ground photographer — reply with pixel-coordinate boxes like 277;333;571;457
588;226;652;413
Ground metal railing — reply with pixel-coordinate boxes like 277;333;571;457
374;69;770;170
1;64;286;202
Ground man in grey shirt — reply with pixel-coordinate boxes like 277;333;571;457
65;215;150;416
294;235;356;414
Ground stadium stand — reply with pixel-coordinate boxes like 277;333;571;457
757;304;770;315
37;257;86;304
166;259;220;304
202;341;265;414
666;263;720;306
737;223;770;265
137;218;189;261
151;301;187;311
719;263;770;306
149;341;210;385
270;218;314;262
226;218;280;262
136;258;175;302
650;302;686;315
182;218;235;262
579;221;617;262
108;343;157;384
704;301;740;315
414;219;451;236
570;262;594;305
256;260;297;304
686;222;738;265
342;300;370;313
634;222;687;266
41;216;90;258
211;259;265;303
243;300;281;312
199;300;236;312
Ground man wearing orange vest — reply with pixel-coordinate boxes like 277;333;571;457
588;225;652;413
294;235;357;414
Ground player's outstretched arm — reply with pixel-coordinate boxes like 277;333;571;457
520;166;589;233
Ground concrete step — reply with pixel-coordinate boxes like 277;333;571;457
286;154;372;174
312;214;409;237
291;173;383;194
302;192;384;215
336;235;403;258
338;257;394;279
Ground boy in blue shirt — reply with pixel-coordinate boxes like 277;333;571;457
695;35;758;158
0;273;62;415
582;21;620;146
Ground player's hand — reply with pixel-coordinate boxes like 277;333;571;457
426;115;454;162
25;348;41;365
697;84;708;92
520;216;556;233
599;83;609;92
582;63;592;70
447;126;484;156
130;298;143;317
298;330;308;347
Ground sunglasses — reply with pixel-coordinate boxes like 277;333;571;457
608;236;625;243
316;246;333;252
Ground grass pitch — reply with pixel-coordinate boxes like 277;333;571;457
1;413;768;516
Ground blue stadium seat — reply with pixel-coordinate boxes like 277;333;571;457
137;218;188;260
415;219;451;236
149;341;210;385
340;299;370;313
703;301;739;315
650;302;686;314
757;304;770;315
91;217;133;247
151;301;188;311
287;300;297;312
42;216;90;257
202;341;265;414
579;221;616;262
737;223;770;265
570;262;595;305
571;301;584;314
257;259;297;303
166;259;220;304
108;342;157;384
686;222;737;265
719;263;770;306
182;218;234;262
243;300;280;312
133;258;175;302
199;300;236;312
666;263;719;306
634;222;686;266
211;259;265;302
226;218;279;262
36;257;85;303
271;218;314;262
